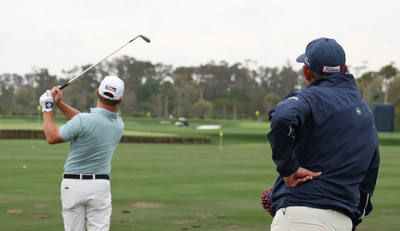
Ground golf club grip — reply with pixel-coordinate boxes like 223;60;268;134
60;82;69;90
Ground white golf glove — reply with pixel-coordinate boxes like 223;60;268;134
39;90;54;112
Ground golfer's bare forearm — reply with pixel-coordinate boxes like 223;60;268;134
56;101;80;120
43;112;64;144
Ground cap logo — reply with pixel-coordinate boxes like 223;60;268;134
323;65;341;73
304;56;310;66
105;85;117;92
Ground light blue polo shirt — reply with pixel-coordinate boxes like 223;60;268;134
59;108;124;174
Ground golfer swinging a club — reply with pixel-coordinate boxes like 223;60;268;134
39;76;125;231
267;38;380;230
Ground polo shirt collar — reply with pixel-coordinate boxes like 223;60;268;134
90;108;119;119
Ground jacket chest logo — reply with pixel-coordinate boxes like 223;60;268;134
356;107;362;115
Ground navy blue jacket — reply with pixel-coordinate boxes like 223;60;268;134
267;73;380;227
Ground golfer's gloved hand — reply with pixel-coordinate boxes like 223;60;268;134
39;90;54;112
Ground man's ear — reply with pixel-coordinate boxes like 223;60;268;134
117;98;122;105
302;65;312;81
344;65;348;74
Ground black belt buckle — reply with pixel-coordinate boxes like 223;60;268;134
63;174;110;180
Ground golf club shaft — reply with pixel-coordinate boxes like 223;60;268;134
60;35;150;90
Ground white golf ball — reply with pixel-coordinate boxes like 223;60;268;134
23;165;26;169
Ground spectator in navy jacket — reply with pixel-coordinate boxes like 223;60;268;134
267;38;380;231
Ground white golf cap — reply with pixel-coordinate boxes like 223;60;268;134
99;76;124;100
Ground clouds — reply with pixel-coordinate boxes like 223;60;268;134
0;0;399;77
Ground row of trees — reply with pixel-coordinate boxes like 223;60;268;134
0;56;399;125
355;64;400;128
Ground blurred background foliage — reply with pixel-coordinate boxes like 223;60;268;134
0;57;398;128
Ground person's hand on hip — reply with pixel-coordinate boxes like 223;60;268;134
284;167;322;188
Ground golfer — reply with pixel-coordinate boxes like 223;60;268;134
267;38;380;230
39;76;125;231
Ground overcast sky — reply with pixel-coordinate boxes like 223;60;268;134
1;0;399;79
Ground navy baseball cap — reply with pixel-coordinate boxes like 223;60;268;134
296;38;346;74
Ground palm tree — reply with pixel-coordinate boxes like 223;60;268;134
379;64;397;103
174;80;184;117
161;81;174;118
359;72;376;106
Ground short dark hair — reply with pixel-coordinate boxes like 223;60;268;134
310;71;327;80
98;92;119;106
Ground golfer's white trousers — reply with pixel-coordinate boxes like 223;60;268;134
61;179;112;231
271;206;352;231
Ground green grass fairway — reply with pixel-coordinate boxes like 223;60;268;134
0;140;273;231
0;115;400;230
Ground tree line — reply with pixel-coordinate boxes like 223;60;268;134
0;56;398;126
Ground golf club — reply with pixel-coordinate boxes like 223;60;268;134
60;35;151;90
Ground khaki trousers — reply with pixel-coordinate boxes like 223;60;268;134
271;206;352;231
61;178;112;231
